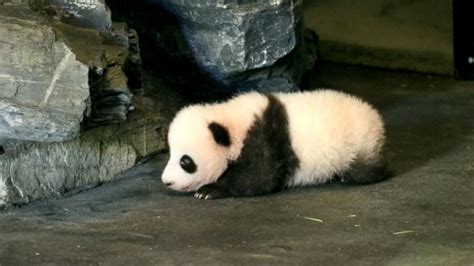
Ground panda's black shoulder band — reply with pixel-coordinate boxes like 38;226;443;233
208;122;231;147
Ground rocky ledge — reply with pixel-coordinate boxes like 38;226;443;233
0;0;162;208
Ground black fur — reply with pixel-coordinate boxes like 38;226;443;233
180;155;197;174
342;155;390;184
208;122;231;147
197;95;299;199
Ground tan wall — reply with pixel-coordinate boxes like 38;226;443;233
304;0;453;75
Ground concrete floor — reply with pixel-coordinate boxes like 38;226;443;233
1;63;473;265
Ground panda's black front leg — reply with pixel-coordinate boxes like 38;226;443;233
195;183;231;200
195;163;284;200
194;170;239;200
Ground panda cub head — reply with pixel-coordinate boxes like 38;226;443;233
161;107;232;192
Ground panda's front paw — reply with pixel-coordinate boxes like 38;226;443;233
194;192;213;200
195;185;228;200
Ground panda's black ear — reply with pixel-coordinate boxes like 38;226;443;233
208;122;231;147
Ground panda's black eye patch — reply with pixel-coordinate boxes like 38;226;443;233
180;155;197;173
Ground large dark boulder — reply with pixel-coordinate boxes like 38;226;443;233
153;0;317;93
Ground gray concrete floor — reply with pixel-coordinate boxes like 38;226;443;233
1;63;473;265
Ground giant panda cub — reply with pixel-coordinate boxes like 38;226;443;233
162;90;388;200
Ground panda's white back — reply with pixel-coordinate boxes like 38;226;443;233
274;90;385;186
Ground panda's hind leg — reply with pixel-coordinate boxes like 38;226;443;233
341;155;390;184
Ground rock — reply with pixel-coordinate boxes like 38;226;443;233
87;22;142;126
49;0;112;32
0;6;90;142
27;0;143;126
0;101;166;207
1;0;28;6
53;20;142;127
0;3;141;140
155;0;317;93
124;28;143;94
0;2;154;208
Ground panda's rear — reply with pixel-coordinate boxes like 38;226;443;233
275;90;387;187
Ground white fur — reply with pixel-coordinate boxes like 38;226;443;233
162;90;385;192
162;92;268;191
274;90;385;186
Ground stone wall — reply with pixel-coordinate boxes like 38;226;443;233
0;6;89;142
0;108;165;206
0;0;163;208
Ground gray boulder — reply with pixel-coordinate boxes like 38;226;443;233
0;2;153;208
0;6;90;142
56;21;142;126
0;106;165;207
49;0;112;32
39;0;142;126
157;0;315;92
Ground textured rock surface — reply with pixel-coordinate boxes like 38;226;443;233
36;0;142;126
165;0;300;75
156;0;316;92
0;6;89;142
49;0;112;31
0;70;168;207
0;101;166;206
0;1;153;207
51;19;141;126
73;22;141;126
0;3;142;137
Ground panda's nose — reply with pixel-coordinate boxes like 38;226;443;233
164;182;174;187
